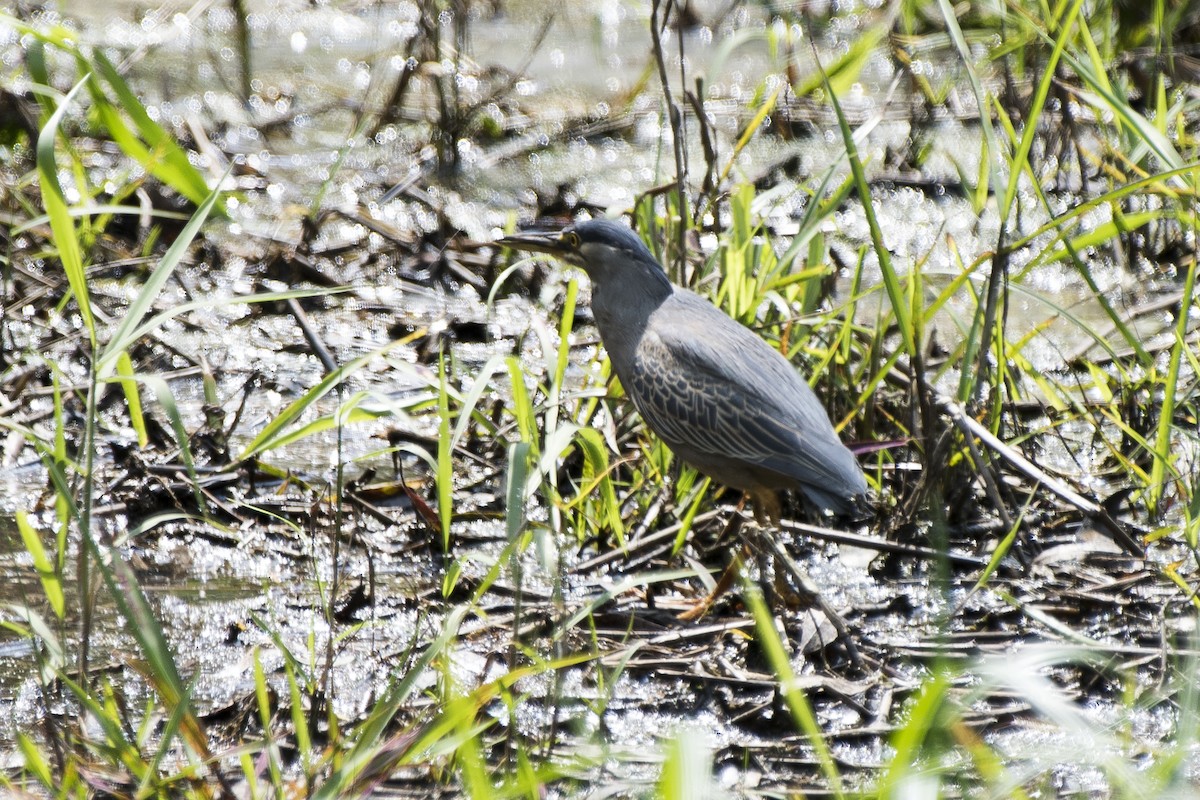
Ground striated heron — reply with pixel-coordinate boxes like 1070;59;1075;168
497;218;867;524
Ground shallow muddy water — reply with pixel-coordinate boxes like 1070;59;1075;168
2;0;1197;795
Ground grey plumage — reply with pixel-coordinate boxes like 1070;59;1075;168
498;218;867;517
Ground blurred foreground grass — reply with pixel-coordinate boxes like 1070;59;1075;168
1;0;1199;796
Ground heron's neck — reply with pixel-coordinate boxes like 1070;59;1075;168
590;276;671;367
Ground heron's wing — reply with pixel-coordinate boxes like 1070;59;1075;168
628;292;864;501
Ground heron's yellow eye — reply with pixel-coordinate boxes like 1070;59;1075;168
562;231;581;249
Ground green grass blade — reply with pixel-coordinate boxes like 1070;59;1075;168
110;580;214;766
35;76;94;344
1006;163;1200;254
58;675;147;780
313;606;470;799
242;396;388;456
553;279;578;397
1056;44;1185;172
15;733;54;792
935;0;1002;206
575;427;625;546
716;84;780;189
285;661;314;778
745;583;844;799
235;337;416;462
98;171;228;376
114;352;148;448
15;511;64;619
139;676;200;796
792;24;883;97
4;605;66;682
506;355;538;447
819;52;912;356
436;353;453;552
1150;256;1196;518
254;649;286;793
506;441;532;544
91;50;221;209
999;0;1084;219
657;727;713;800
450;353;506;450
142;375;209;516
880;669;951;793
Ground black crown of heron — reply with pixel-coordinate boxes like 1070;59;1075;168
498;219;867;522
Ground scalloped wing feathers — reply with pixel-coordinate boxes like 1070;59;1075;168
623;289;866;514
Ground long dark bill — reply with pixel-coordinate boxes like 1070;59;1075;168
494;231;570;255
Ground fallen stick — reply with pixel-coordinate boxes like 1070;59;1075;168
938;396;1145;557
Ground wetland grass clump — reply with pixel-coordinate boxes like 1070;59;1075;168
3;0;1200;797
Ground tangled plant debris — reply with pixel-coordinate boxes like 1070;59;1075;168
1;0;1199;796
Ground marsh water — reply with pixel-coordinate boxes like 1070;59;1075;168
1;0;1195;794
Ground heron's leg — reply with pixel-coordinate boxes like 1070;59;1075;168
676;492;759;621
678;490;777;621
743;520;778;610
746;488;782;607
764;530;862;667
747;490;861;665
749;488;782;527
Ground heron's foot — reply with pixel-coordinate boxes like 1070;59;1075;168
773;562;819;609
677;542;750;622
676;594;713;622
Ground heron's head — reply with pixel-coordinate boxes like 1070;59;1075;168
497;219;670;292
